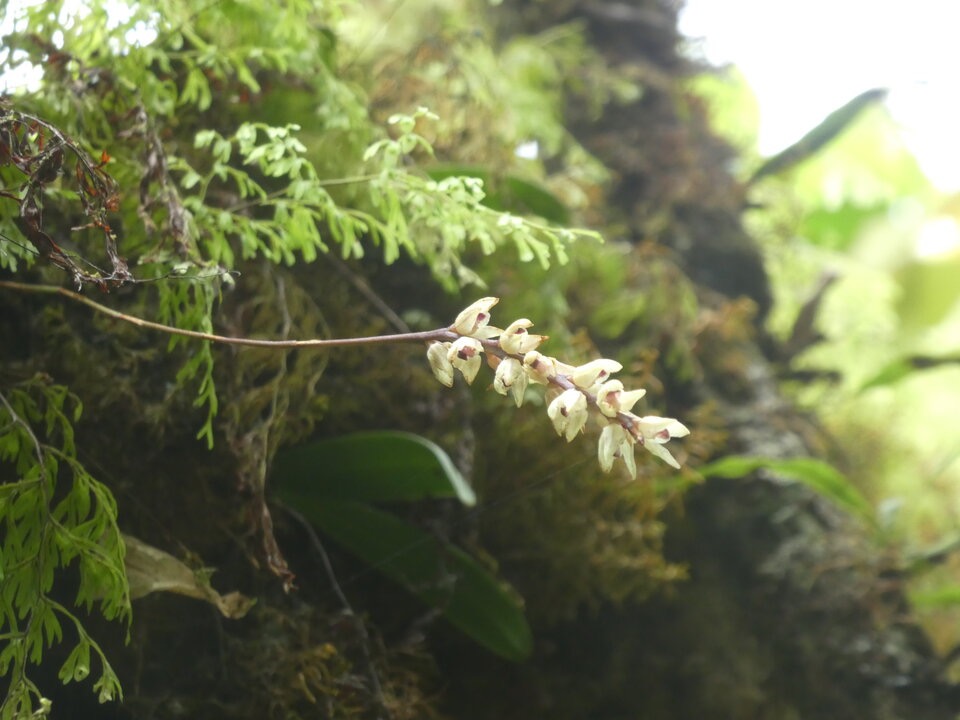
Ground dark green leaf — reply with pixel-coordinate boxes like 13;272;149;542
285;497;533;661
273;431;475;506
504;175;570;225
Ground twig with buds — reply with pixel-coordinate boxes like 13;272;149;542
426;297;689;477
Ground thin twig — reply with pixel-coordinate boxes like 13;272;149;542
324;253;410;334
283;505;391;720
0;279;656;451
0;280;455;349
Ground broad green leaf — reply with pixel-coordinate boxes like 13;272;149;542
284;497;533;662
699;455;874;524
272;431;475;506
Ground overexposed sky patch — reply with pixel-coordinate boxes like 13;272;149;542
679;0;960;191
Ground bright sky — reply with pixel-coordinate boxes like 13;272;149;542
679;0;960;192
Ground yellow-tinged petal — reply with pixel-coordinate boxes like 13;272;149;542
426;342;454;387
571;358;622;389
618;388;648;413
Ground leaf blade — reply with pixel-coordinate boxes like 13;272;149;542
273;431;475;506
699;455;875;525
287;498;533;661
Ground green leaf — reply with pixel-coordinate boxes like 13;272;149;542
272;431;475;506
798;202;887;252
860;355;960;393
894;255;960;333
286;497;532;661
858;358;915;393
910;584;960;609
699;455;874;524
750;88;888;182
504;175;570;225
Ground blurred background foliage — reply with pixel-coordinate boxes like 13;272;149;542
693;64;960;661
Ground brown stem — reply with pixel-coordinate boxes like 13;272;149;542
0;280;456;349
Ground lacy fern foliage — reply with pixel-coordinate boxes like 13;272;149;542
0;378;129;718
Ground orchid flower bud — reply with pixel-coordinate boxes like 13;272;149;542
493;357;528;407
447;336;484;384
452;297;499;338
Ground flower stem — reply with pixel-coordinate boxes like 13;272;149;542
0;280;457;349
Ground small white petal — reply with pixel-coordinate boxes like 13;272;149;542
634;415;688;467
505;318;534;333
598;424;624;473
643;440;681;469
617;388;647;413
638;416;689;441
546;395;567;437
621;442;638;479
509;368;528;407
473;325;503;340
598;422;640;477
665;420;690;438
